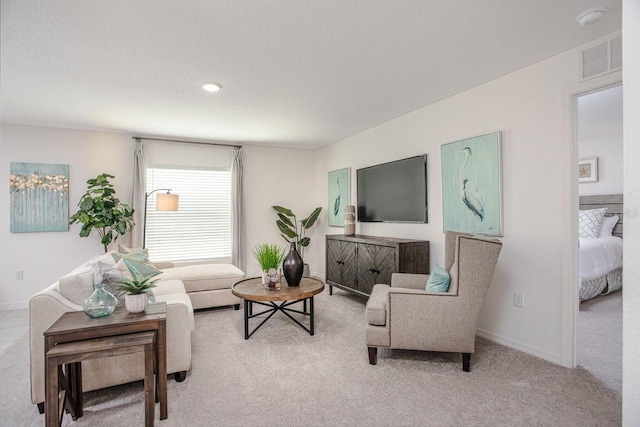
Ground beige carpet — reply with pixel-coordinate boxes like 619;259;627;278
578;291;622;395
1;289;621;426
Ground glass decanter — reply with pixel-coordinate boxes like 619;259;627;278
83;282;117;318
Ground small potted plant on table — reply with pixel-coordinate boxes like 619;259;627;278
116;272;160;313
251;243;287;290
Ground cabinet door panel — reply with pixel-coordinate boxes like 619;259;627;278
327;239;357;288
326;239;342;284
375;246;396;286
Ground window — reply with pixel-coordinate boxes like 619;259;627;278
146;167;231;262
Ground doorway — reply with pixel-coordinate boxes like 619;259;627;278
575;84;623;395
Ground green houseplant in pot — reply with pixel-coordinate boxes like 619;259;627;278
273;205;322;286
252;243;286;290
115;271;159;313
69;173;135;253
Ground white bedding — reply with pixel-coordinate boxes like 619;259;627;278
579;236;623;283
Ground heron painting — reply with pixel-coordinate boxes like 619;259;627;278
328;168;350;227
441;132;503;235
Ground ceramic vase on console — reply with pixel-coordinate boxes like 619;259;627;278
83;282;117;318
344;205;356;236
283;242;303;287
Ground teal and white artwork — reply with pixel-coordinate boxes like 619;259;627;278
441;132;503;236
10;162;69;232
328;168;350;227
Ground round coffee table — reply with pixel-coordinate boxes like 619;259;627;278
232;277;324;339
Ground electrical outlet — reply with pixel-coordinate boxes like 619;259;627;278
14;270;23;280
514;292;524;308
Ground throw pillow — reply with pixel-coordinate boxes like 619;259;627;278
118;244;144;254
57;265;95;306
112;251;160;279
599;215;619;237
97;260;127;305
578;208;607;238
426;265;451;293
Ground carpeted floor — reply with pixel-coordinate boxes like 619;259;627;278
577;291;622;395
1;288;621;426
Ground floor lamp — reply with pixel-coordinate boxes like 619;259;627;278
143;189;179;249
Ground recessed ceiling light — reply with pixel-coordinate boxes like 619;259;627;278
202;82;221;92
577;7;606;26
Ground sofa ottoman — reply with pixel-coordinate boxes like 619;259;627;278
157;263;245;310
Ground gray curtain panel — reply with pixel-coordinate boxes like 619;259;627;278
131;140;146;248
231;147;245;272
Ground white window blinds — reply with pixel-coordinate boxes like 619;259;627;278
146;167;231;262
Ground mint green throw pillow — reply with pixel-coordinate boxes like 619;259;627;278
112;251;160;279
426;265;451;293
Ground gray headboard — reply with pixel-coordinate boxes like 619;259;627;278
579;194;623;238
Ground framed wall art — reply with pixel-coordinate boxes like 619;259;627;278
578;157;598;183
10;162;69;232
328;168;350;227
441;131;503;236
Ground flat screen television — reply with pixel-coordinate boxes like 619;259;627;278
357;155;428;223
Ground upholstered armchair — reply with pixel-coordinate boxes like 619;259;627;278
365;232;502;371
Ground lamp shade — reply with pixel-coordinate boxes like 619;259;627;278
156;193;179;211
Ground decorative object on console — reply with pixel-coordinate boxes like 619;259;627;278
283;242;304;287
578;157;599;183
251;243;286;290
69;173;135;252
10;162;69;233
441;131;503;236
272;205;322;261
143;188;179;248
115;266;160;313
344;205;356;236
83;282;117;318
328;168;350;226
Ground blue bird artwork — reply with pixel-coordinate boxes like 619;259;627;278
333;176;341;217
459;147;485;221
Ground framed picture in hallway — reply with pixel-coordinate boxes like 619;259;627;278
578;157;598;183
441;131;503;236
10;162;70;233
328;168;350;227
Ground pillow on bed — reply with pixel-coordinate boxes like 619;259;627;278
599;215;619;237
579;208;607;238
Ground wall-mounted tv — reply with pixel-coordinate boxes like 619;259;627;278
357;155;428;223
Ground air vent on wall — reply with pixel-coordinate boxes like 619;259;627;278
579;35;622;81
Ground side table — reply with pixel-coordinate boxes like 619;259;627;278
43;303;168;426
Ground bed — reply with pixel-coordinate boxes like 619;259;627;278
578;195;623;301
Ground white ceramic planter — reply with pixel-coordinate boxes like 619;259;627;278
124;293;148;313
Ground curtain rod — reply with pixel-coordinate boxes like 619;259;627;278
133;136;242;149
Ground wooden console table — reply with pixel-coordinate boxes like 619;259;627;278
326;234;429;296
43;303;168;426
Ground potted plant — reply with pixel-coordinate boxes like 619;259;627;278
272;206;322;261
273;205;322;285
115;273;159;313
69;173;135;253
251;243;286;289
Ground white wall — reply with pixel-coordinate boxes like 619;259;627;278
623;0;640;423
578;134;623;196
312;38;621;365
0;124;317;309
0;125;134;309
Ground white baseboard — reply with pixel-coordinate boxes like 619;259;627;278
476;327;563;366
0;301;28;311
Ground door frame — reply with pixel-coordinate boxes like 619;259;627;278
560;71;622;368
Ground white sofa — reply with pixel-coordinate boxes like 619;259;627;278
29;254;197;411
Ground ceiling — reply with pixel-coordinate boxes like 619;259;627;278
0;0;622;149
577;85;623;141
